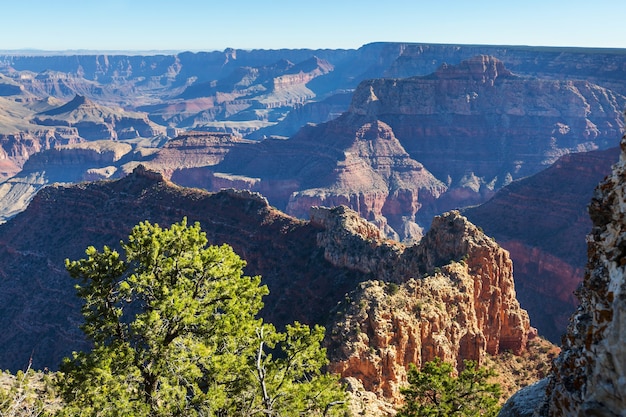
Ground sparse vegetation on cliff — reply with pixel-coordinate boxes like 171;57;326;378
0;367;60;416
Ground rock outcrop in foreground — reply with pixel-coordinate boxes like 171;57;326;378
0;166;544;415
499;115;626;416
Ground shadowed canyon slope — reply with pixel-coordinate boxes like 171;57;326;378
465;146;620;342
499;122;626;417
0;166;542;410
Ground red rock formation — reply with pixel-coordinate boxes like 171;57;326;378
325;210;532;400
286;119;446;241
0;169;533;409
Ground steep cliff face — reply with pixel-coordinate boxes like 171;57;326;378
324;210;532;401
465;147;619;342
542;121;626;416
0;128;82;169
0;140;136;223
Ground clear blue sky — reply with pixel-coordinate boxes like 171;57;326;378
2;0;625;52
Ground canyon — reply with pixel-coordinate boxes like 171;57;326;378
499;117;626;417
1;48;624;343
3;54;623;238
0;165;547;412
1;43;626;413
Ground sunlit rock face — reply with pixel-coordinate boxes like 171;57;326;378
324;210;531;401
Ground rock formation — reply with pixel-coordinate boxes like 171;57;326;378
0;167;537;411
499;113;626;416
465;147;619;342
544;119;626;415
351;55;624;190
326;210;531;400
3;43;626;142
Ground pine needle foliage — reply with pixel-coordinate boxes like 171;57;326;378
397;358;501;417
57;218;346;417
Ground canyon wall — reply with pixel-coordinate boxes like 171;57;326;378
499;114;626;416
465;147;619;342
544;119;626;416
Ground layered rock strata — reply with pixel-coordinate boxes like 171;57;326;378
323;209;531;400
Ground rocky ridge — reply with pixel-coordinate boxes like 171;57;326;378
0;166;543;413
325;210;531;402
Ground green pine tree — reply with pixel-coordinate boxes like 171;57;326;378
57;218;346;416
397;358;501;417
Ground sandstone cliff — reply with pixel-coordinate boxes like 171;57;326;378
325;210;531;402
499;115;626;416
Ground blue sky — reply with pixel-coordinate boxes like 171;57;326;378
2;0;625;52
